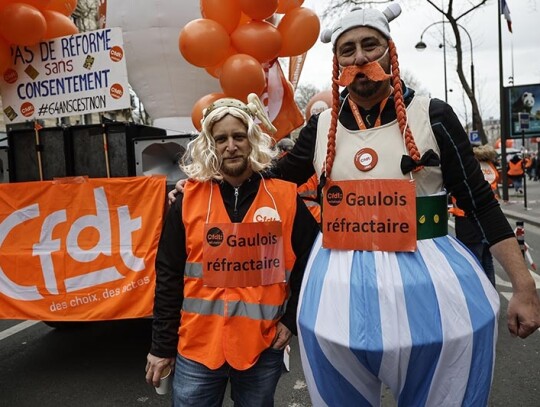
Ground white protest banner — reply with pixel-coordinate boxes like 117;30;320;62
1;27;130;124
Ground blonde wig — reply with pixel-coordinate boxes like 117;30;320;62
181;98;277;182
473;144;498;163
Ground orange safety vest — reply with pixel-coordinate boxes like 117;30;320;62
450;160;500;217
180;178;297;370
524;157;532;169
507;160;524;176
297;173;321;223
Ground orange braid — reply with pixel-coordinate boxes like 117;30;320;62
325;54;341;178
389;40;422;169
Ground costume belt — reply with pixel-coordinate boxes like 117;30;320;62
416;194;448;240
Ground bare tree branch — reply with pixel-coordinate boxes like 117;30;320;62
295;83;321;113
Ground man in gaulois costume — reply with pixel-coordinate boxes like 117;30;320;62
271;4;540;406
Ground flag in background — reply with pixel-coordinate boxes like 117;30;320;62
262;61;305;141
501;0;512;33
289;53;307;91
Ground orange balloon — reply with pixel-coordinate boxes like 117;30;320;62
179;18;231;67
191;92;226;130
205;45;237;78
22;0;52;10
0;36;12;74
46;0;77;16
42;10;78;39
305;90;332;120
0;3;47;46
200;0;241;34
276;0;303;14
231;21;282;63
278;7;319;57
236;12;251;28
0;0;15;12
219;54;266;101
239;0;277;21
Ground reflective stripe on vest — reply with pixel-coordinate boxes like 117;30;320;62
182;297;286;321
298;188;317;198
298;174;321;223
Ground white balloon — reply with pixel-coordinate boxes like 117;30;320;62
106;0;220;133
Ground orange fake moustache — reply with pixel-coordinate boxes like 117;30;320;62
334;62;391;87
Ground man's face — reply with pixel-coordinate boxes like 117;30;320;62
212;114;252;178
335;27;390;98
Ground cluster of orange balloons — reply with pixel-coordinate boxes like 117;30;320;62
0;0;79;74
181;0;320;130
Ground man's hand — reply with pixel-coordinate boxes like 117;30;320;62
168;179;187;205
490;237;540;338
271;322;292;350
507;288;540;338
145;353;175;387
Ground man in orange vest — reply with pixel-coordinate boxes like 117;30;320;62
145;94;318;406
507;153;524;194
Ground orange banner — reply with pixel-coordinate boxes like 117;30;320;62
288;53;307;91
203;221;285;288
322;179;417;252
0;176;166;321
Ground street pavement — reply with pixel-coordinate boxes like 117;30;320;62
499;177;540;229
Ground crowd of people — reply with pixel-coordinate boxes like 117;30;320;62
145;3;540;406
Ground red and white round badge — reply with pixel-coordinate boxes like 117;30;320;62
354;148;378;172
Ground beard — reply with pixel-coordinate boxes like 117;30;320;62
349;78;386;98
220;155;250;177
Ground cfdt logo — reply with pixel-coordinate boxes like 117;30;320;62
109;46;124;62
110;83;124;99
206;227;224;247
325;185;343;206
354;148;378;172
20;102;35;117
3;69;18;84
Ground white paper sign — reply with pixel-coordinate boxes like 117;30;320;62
1;27;130;123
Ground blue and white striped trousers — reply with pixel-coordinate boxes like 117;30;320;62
298;233;499;407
